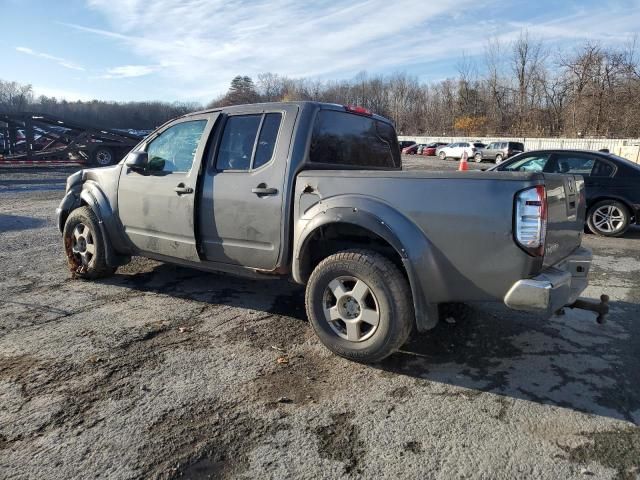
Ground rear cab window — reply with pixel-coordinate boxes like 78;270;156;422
309;110;401;169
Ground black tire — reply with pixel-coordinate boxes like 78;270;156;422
305;249;413;363
495;154;503;164
92;147;115;166
439;151;447;161
586;200;630;237
474;153;483;163
63;206;116;279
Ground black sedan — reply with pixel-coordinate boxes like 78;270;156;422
492;149;640;237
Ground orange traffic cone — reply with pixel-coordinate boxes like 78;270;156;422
459;150;469;171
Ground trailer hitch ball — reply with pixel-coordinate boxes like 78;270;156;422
569;294;610;324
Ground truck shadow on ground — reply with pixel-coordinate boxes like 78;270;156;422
0;214;46;233
382;302;640;424
102;261;639;424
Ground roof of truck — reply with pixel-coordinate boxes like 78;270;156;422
180;101;394;125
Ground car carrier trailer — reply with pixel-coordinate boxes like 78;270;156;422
0;112;143;166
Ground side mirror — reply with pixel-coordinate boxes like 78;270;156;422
125;151;148;173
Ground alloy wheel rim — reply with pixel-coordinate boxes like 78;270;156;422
71;223;95;266
593;205;625;233
322;276;380;342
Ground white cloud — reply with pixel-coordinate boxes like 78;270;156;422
32;85;96;101
69;0;640;101
15;46;85;71
102;65;157;78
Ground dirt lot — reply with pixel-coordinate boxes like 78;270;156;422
1;161;639;480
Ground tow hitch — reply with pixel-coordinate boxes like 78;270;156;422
557;294;610;324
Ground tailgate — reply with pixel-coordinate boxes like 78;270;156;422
542;173;586;267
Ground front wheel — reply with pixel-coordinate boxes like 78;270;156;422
439;151;447;160
495;154;503;164
305;249;413;363
586;200;630;237
63;206;116;279
474;153;483;163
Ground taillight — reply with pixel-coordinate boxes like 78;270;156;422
515;185;547;256
344;105;372;116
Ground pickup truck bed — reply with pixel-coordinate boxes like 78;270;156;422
293;169;590;330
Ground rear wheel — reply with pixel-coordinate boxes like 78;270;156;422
474;153;483;163
305;249;413;363
495;154;503;164
63;206;116;279
587;200;630;237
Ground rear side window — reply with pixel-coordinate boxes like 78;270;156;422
254;113;282;169
309;110;400;168
216;113;282;170
592;160;615;177
553;154;595;174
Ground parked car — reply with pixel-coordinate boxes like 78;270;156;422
402;143;427;155
398;140;416;150
492;149;640;237
437;142;485;160
398;140;416;151
478;141;525;163
56;102;594;363
421;142;449;156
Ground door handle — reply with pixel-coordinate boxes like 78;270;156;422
174;184;194;195
252;185;278;196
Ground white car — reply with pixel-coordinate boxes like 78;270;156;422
437;142;486;160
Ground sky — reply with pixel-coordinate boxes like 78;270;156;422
1;0;639;103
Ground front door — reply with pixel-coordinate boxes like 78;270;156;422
118;114;216;262
198;105;298;270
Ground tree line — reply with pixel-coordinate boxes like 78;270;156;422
3;33;640;137
0;79;198;130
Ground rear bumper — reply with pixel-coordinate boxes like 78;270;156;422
504;247;592;314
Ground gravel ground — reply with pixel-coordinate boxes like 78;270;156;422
0;162;639;480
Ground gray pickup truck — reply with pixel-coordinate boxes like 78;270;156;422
56;101;599;363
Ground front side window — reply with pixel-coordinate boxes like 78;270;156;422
146;120;207;173
502;154;550;172
309;110;400;168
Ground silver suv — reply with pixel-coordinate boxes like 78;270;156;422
477;141;525;163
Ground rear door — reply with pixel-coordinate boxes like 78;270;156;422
198;104;298;270
118;114;216;262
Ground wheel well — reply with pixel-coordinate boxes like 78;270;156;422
59;199;88;232
298;223;407;283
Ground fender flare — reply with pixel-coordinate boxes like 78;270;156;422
293;202;440;331
79;183;131;267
